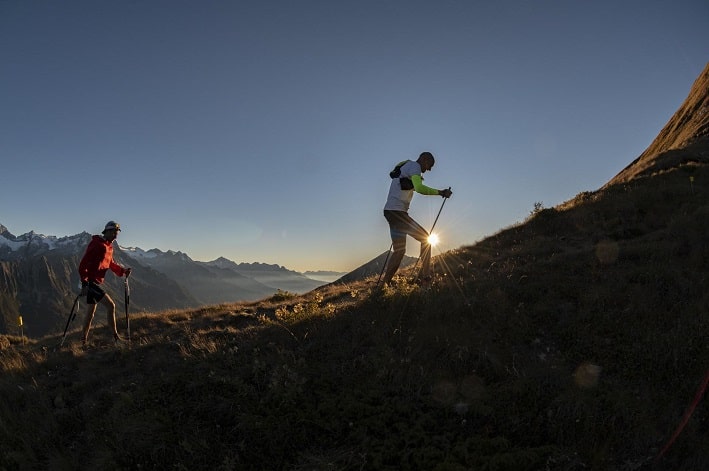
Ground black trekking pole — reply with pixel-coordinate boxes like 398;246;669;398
124;273;131;344
411;187;451;282
429;187;451;236
376;243;394;287
58;294;81;348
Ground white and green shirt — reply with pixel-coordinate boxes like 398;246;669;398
384;160;439;212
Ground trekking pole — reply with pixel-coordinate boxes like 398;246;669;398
376;243;394;287
18;316;24;345
124;273;131;344
411;188;451;281
429;187;451;235
59;294;81;347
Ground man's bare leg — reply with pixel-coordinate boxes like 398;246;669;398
99;294;120;339
82;304;98;344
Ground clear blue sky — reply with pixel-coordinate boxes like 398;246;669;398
1;1;707;272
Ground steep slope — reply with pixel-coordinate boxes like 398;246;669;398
607;61;709;186
0;254;80;337
7;160;709;468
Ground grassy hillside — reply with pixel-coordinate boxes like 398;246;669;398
1;161;708;470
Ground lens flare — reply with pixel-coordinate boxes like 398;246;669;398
427;232;440;246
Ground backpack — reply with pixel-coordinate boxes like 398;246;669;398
389;161;414;190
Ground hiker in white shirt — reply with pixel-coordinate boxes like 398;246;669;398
382;152;452;285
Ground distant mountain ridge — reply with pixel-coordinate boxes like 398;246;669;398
0;225;91;260
0;226;326;337
303;270;348;283
333;250;417;285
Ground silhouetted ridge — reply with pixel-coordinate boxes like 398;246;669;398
607;62;709;186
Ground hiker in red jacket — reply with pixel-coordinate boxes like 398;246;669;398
78;221;131;344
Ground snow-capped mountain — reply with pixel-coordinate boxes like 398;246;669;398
0;225;90;260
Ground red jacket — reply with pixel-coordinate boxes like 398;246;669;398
79;235;126;284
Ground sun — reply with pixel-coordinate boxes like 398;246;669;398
427;232;440;247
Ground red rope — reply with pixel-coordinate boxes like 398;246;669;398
656;368;709;460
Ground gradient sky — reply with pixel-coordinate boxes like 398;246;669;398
2;1;707;272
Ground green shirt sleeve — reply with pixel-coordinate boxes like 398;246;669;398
411;174;439;195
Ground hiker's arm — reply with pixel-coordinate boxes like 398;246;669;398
109;260;128;277
411;175;440;195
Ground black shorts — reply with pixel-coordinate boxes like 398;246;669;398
86;282;106;305
383;210;428;243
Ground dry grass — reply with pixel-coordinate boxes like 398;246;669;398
1;163;708;470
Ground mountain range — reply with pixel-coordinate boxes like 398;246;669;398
0;228;343;338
